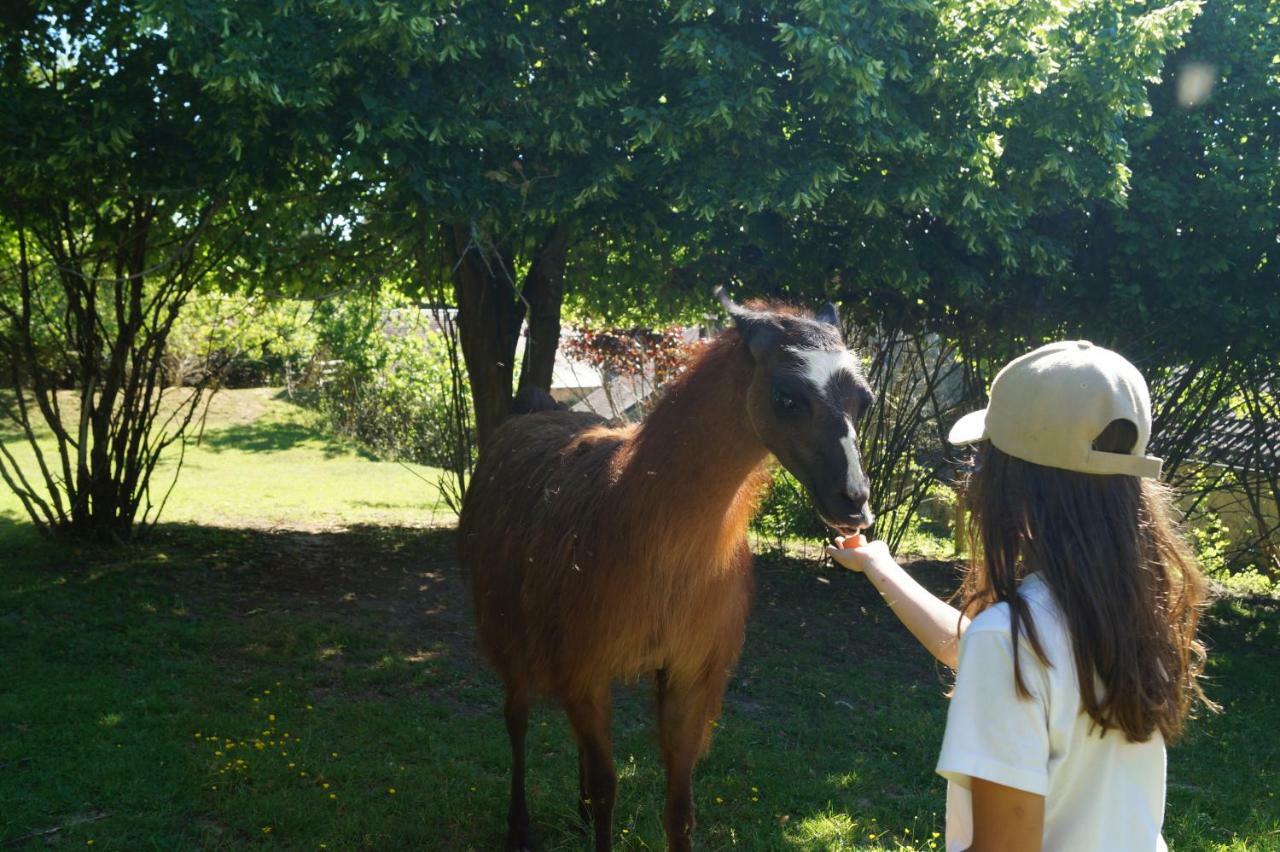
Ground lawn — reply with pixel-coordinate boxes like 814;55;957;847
0;391;1276;850
0;387;453;532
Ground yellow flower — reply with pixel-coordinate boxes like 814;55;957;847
388;788;396;795
262;826;272;834
86;842;94;847
715;797;724;804
323;783;330;789
329;793;337;800
268;714;276;722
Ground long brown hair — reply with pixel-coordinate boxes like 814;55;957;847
958;420;1216;743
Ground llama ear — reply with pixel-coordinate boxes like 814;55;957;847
816;301;840;329
714;285;742;317
716;286;781;361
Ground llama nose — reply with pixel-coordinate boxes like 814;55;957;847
844;489;870;515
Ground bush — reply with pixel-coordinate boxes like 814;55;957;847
310;287;473;471
165;293;317;388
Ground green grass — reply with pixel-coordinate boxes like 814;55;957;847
0;393;1276;850
0;387;452;532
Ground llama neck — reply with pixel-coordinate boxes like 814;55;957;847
623;336;770;564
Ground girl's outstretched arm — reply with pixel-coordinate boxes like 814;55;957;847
826;538;971;669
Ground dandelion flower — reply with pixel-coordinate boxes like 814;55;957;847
388;788;396;795
268;714;276;722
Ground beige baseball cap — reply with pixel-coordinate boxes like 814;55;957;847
948;340;1163;479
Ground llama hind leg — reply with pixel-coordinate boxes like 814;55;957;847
504;682;533;851
563;687;616;851
576;747;591;828
656;667;730;852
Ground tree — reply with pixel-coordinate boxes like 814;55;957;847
0;1;286;538
165;0;1202;457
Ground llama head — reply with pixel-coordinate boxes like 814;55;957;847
716;287;875;534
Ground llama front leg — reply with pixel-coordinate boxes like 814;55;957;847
656;667;729;852
563;688;616;851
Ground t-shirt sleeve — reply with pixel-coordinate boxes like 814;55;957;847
936;626;1050;796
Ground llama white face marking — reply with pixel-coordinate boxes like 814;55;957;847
787;347;861;406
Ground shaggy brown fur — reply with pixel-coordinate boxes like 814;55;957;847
460;297;872;851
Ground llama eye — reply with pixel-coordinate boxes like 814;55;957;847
772;390;805;415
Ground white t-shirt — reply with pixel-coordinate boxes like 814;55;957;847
936;572;1168;851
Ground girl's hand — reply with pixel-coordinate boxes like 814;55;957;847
825;536;893;575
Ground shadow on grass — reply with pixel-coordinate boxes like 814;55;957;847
1;522;1274;849
0;520;965;848
198;420;375;460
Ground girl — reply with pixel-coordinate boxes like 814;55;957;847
827;341;1214;851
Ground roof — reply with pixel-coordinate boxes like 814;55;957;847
1187;411;1280;473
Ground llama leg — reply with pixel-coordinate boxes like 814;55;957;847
577;747;591;827
656;668;729;852
504;684;533;851
563;689;616;852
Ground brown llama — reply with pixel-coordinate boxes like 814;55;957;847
459;290;875;851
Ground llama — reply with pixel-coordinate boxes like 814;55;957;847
459;290;875;851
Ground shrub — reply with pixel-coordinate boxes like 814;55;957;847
165;293;318;388
310;287;473;472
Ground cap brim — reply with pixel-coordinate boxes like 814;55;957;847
947;409;989;446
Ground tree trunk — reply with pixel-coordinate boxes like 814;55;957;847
517;223;569;399
444;223;524;455
445;221;569;455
